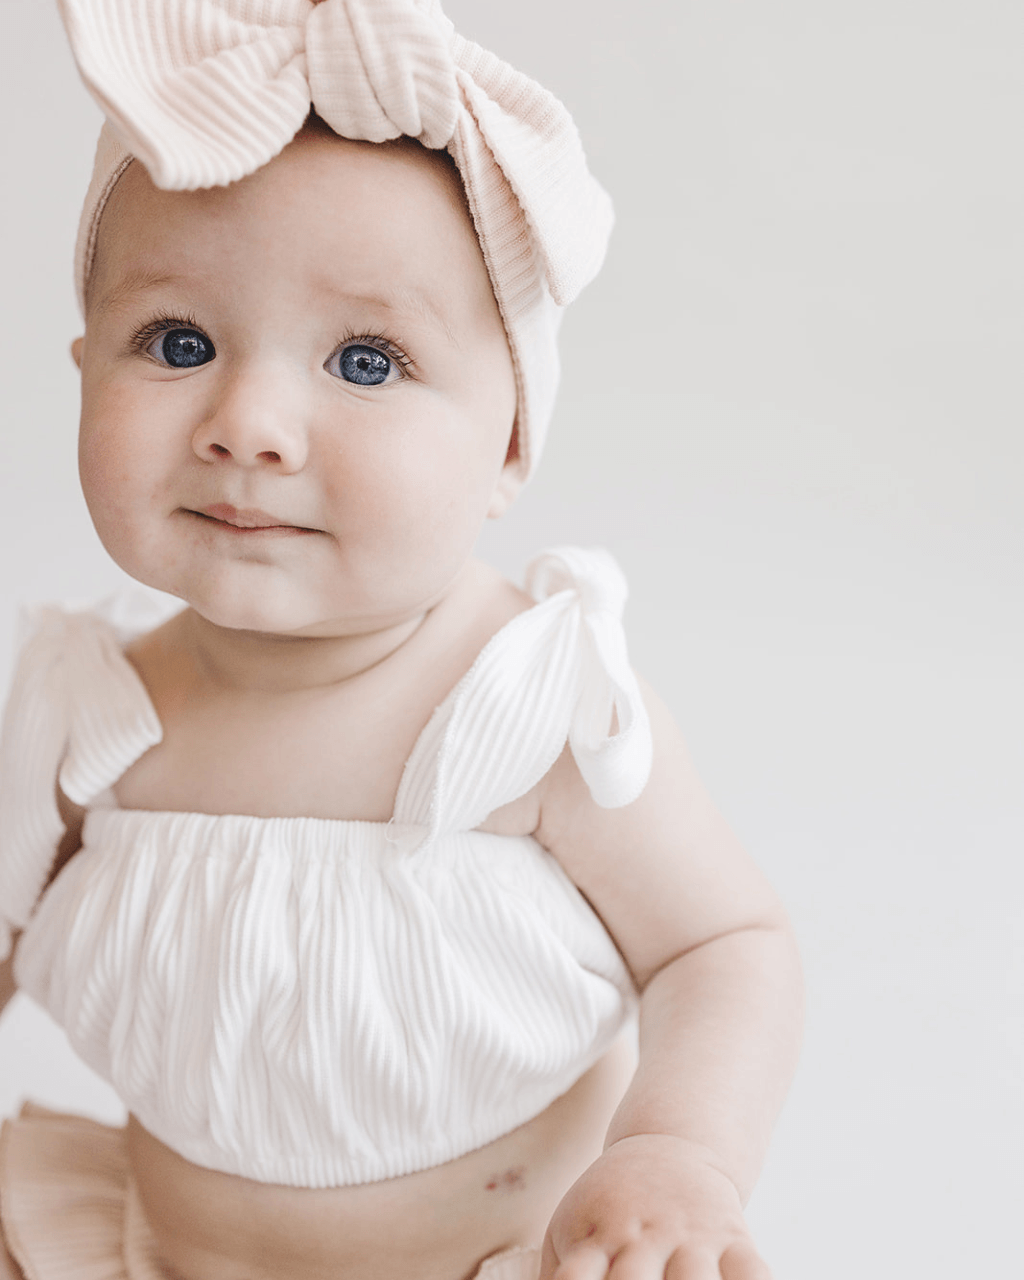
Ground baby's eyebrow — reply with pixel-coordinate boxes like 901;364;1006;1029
91;267;184;316
335;285;459;348
92;271;460;346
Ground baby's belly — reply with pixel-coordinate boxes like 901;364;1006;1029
127;1032;637;1280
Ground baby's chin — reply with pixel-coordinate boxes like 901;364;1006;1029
121;562;423;641
180;586;356;639
109;558;314;636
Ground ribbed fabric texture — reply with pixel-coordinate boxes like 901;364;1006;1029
60;0;615;482
1;548;651;1188
0;1105;138;1280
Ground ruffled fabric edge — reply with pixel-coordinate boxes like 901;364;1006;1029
0;593;173;964
0;1103;143;1280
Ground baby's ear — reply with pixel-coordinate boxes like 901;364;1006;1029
487;422;525;519
70;337;84;369
487;460;524;520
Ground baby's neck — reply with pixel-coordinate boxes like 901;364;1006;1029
162;562;495;696
177;608;432;696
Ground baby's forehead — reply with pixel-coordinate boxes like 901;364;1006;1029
88;130;490;320
99;129;471;250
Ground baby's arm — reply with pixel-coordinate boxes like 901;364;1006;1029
535;678;802;1279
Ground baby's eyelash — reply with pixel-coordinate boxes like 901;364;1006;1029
125;318;416;374
128;313;204;354
336;330;416;374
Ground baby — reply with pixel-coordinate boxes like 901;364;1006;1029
0;3;802;1280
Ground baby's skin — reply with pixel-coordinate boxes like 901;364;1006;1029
0;126;802;1280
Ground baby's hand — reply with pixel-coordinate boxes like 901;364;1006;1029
539;1135;771;1280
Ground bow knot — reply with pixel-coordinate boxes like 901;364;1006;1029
59;0;460;190
307;0;458;148
527;547;629;620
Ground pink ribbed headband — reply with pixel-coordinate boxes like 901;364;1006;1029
58;0;614;481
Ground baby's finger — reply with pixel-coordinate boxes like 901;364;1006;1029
718;1241;773;1280
662;1248;725;1280
606;1240;674;1280
548;1243;611;1280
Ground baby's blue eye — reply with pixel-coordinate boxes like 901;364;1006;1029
154;329;215;368
327;343;397;387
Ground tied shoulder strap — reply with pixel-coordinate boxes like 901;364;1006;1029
392;547;653;844
0;606;163;962
527;547;653;809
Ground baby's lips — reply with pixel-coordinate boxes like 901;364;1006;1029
200;503;291;529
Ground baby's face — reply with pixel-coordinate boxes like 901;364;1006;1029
76;129;519;636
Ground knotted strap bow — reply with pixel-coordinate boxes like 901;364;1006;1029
58;0;613;309
391;547;653;847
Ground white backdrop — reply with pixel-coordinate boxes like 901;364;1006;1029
1;3;1021;1277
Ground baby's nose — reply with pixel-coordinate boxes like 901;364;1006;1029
192;371;309;472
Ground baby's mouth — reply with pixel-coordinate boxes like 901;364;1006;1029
191;503;315;532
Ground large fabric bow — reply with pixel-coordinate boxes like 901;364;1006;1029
57;0;613;308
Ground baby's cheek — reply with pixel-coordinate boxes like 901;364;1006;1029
78;419;136;517
79;377;132;455
78;403;155;562
80;376;174;487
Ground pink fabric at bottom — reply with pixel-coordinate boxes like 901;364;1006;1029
0;1105;541;1280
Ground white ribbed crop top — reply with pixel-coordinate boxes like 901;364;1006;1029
0;548;653;1188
